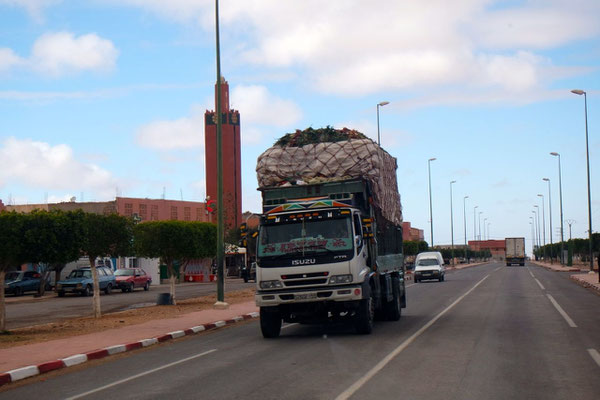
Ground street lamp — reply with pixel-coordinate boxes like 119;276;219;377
537;194;546;261
530;219;535;256
377;101;389;145
551;152;565;264
487;222;491;241
483;218;488;240
463;195;469;260
473;205;478;241
428;157;436;247
571;89;594;275
533;209;541;253
478;211;483;241
543;178;554;264
450;180;456;266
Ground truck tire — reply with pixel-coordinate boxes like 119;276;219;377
260;307;282;338
384;278;401;321
355;297;374;334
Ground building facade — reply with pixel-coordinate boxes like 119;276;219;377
402;221;425;242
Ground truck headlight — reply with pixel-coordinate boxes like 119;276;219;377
259;280;283;289
329;274;353;284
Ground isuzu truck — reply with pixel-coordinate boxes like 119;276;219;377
254;127;405;338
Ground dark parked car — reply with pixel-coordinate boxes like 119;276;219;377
241;262;256;283
4;271;42;296
56;266;116;297
115;268;151;292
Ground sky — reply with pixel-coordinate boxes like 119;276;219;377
1;0;599;255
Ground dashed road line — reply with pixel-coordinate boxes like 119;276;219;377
64;349;217;400
547;294;577;328
588;349;600;368
335;274;490;400
534;278;545;290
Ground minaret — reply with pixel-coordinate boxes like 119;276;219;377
205;78;242;231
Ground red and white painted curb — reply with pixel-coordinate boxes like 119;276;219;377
0;311;259;387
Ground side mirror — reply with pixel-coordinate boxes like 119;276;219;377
355;235;362;248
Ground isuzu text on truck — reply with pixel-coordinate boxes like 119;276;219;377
254;127;406;338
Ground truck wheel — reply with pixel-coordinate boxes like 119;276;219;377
355;297;374;334
260;307;282;338
243;276;248;283
58;291;65;297
384;278;401;321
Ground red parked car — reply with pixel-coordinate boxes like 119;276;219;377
115;268;151;292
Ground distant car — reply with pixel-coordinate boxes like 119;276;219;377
414;251;445;283
115;268;151;292
56;266;116;297
4;271;42;296
241;262;256;283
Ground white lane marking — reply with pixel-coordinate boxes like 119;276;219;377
281;323;299;330
335;274;490;400
494;267;502;272
65;349;217;400
534;278;545;290
546;294;577;328
588;349;600;368
406;283;416;288
528;269;535;278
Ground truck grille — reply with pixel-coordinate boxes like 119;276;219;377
284;278;328;287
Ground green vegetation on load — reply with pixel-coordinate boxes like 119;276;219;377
274;126;369;147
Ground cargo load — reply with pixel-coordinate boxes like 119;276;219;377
256;127;402;225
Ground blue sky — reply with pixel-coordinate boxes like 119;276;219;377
1;0;599;255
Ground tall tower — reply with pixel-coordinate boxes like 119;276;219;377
205;78;242;231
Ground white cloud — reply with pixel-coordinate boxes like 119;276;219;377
0;0;61;22
0;137;118;199
136;109;205;150
0;48;24;72
230;85;302;127
113;0;598;98
30;32;118;76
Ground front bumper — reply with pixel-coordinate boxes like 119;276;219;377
414;270;442;280
256;284;364;307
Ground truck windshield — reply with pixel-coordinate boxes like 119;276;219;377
258;217;353;257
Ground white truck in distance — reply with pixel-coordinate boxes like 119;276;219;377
505;237;526;266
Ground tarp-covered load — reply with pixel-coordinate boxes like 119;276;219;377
256;127;403;225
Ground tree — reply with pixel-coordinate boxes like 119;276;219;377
134;221;216;305
0;212;24;331
80;213;133;318
20;210;84;296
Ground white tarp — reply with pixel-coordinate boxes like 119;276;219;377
256;139;402;225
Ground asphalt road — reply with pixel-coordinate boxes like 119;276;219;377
2;262;600;399
5;279;255;329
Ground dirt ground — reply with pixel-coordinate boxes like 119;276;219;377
0;288;255;349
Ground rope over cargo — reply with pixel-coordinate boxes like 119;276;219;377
256;128;403;225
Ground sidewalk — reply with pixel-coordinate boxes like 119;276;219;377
531;261;600;295
0;300;259;386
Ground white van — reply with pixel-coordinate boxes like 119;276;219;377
414;251;445;282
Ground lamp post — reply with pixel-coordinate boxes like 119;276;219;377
428;157;436;247
543;178;554;264
478;211;483;241
463;195;469;260
483;218;488;240
214;0;226;307
530;217;535;256
571;89;594;275
377;101;389;145
450;180;456;266
551;152;565;264
566;219;576;240
533;209;541;254
487;222;491;240
473;205;478;241
537;194;546;261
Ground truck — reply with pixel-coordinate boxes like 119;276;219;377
254;127;406;338
505;237;526;266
